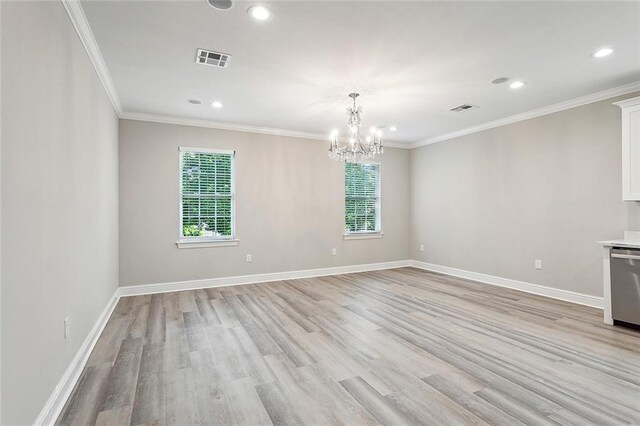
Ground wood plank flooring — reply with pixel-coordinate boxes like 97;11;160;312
57;267;640;425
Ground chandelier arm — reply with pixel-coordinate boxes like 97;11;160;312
337;143;350;154
328;92;383;163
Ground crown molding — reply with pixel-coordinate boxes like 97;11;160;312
613;95;640;109
410;81;640;149
63;0;636;151
61;0;122;115
119;111;329;140
59;0;413;148
119;111;411;149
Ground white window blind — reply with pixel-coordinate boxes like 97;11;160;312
180;148;235;239
345;162;381;233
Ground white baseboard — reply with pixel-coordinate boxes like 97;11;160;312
411;260;604;309
36;258;603;424
118;260;412;296
34;289;121;426
34;260;410;424
119;259;604;309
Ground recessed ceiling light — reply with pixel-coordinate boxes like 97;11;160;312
491;77;509;85
248;5;271;20
510;81;525;89
188;99;202;104
389;126;398;132
592;47;614;58
211;101;223;108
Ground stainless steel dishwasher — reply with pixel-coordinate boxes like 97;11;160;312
610;247;640;328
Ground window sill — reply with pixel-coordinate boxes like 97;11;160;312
343;232;384;240
176;238;239;249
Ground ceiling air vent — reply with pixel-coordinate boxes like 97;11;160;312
195;49;231;68
450;104;477;112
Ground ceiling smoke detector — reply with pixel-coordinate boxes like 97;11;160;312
208;0;233;10
195;48;231;68
450;104;477;112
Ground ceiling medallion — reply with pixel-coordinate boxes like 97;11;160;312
329;93;384;163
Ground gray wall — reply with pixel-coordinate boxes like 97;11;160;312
1;2;635;421
1;2;119;424
119;120;410;286
0;1;4;421
411;94;640;297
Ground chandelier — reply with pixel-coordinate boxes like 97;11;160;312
328;93;383;162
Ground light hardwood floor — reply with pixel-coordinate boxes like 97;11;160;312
57;267;640;425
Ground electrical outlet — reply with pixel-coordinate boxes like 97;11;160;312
246;254;252;263
332;248;337;256
419;244;424;252
535;259;542;270
64;317;71;339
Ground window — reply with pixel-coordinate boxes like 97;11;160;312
345;162;381;234
179;147;235;244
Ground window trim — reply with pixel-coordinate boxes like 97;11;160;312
343;232;384;240
176;239;239;249
344;161;382;236
177;147;237;248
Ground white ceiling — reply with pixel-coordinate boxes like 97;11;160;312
81;0;640;145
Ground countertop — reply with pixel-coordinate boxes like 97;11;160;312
598;239;640;248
